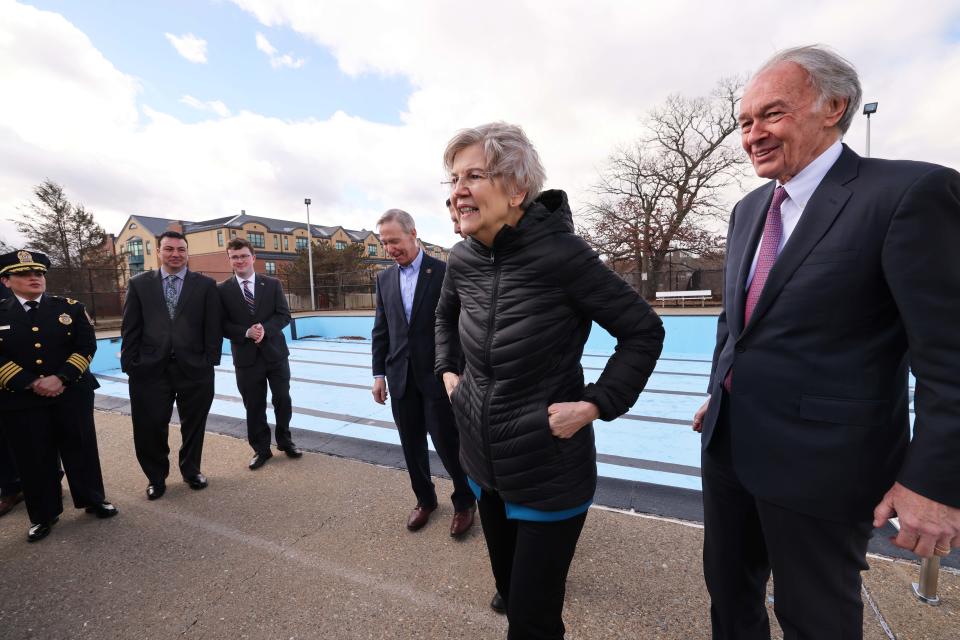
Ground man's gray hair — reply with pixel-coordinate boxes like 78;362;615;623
376;208;416;234
755;45;862;135
443;122;546;209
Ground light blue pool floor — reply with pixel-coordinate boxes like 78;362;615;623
95;337;711;494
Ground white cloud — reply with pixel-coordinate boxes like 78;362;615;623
255;32;304;69
180;95;232;118
164;32;208;64
1;0;960;251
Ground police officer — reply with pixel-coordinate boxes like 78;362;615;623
0;250;117;542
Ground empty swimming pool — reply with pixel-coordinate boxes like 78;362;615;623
91;315;717;512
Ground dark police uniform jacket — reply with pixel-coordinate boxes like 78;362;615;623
0;294;99;411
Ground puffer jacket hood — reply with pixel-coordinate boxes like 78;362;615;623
436;189;664;510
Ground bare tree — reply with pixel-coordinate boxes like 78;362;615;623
581;77;747;298
13;179;122;312
281;241;371;310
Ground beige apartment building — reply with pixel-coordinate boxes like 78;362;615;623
113;212;449;283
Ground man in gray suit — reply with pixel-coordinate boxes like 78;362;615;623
693;45;960;639
218;237;301;470
371;209;475;536
121;231;221;500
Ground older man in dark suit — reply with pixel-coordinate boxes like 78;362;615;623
121;231;221;500
692;45;960;639
218;237;300;470
371;209;475;536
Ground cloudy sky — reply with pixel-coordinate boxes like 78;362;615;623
1;0;959;249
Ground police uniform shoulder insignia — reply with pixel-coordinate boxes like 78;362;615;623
59;313;73;325
66;298;79;305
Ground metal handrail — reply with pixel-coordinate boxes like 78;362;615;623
889;517;941;606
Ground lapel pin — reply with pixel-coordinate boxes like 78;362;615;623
426;268;432;274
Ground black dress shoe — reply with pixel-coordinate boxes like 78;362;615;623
184;473;208;490
85;501;119;518
279;445;302;459
249;451;273;470
490;591;506;614
146;484;166;500
27;517;59;543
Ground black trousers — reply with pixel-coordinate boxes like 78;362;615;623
389;365;473;511
0;423;21;497
702;393;872;640
477;489;587;640
1;389;105;525
235;356;293;454
129;361;215;484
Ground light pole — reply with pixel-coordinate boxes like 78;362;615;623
304;198;316;311
863;102;878;158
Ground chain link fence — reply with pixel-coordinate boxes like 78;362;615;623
37;267;380;323
34;265;723;325
618;268;724;304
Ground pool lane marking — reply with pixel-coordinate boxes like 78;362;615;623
287;357;712;378
95;375;703;479
102;370;707;422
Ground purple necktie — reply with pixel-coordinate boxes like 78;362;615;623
724;186;788;392
242;280;255;314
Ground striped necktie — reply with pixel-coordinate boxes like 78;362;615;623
724;186;788;392
242;280;255;314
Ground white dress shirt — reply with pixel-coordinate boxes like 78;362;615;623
14;294;42;312
236;272;256;298
746;139;843;288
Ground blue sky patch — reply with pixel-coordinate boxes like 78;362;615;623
28;0;414;125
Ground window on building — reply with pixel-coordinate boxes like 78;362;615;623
217;230;224;247
128;223;137;229
284;236;289;250
230;230;237;237
125;239;144;256
274;235;279;249
368;243;378;257
336;240;347;251
248;231;265;249
265;261;276;275
296;237;309;251
145;240;152;255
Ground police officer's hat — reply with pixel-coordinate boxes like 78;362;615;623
0;250;50;276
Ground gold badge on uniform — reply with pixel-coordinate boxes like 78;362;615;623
17;250;33;264
59;313;73;325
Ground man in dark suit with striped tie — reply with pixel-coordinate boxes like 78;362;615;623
218;238;300;470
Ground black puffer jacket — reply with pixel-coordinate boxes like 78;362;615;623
435;190;664;510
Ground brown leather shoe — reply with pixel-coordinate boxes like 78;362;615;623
0;492;24;517
406;505;436;531
450;506;476;537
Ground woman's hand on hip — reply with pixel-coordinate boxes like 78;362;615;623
548;401;600;439
442;372;461;401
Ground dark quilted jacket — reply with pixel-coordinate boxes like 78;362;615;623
435;190;664;510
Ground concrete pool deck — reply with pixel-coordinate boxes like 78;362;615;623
0;410;955;640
